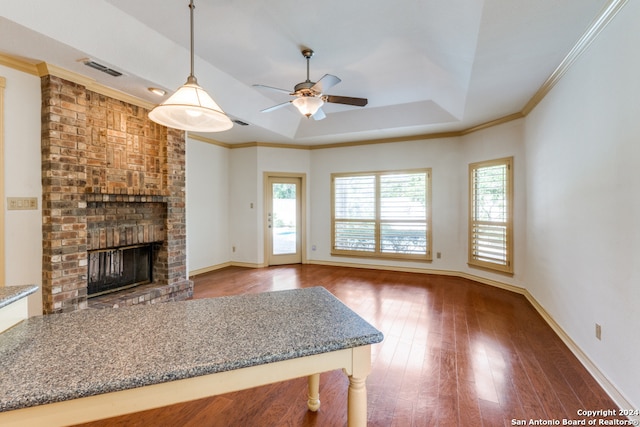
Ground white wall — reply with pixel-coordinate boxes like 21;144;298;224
188;145;311;268
309;137;465;273
185;137;230;273
1;65;43;315
228;147;259;265
523;1;640;408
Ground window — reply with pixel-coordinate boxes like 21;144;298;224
332;169;432;260
468;157;513;274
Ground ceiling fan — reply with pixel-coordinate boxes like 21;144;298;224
253;48;368;120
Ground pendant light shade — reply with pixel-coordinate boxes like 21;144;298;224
148;0;232;132
292;96;324;118
149;76;232;132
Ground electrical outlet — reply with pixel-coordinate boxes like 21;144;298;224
232;246;236;253
437;252;441;259
595;323;602;340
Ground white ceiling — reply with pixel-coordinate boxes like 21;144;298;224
0;0;609;145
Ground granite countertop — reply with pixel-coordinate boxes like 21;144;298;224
0;285;38;310
0;287;383;412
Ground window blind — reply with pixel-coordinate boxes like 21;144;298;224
333;170;431;259
469;158;513;273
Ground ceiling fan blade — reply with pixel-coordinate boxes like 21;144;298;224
310;74;341;93
253;84;293;95
324;95;368;107
261;101;292;113
312;108;326;121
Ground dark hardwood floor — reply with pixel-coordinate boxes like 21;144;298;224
77;264;623;427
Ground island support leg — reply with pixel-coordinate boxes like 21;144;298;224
307;373;320;411
347;375;368;426
345;345;372;427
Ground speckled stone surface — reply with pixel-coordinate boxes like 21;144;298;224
0;287;383;412
0;285;38;310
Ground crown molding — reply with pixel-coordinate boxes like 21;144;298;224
37;63;156;110
460;112;524;135
186;136;313;151
36;63;95;87
308;130;463;150
0;53;39;75
188;113;524;151
0;54;155;110
244;141;312;150
522;0;629;115
186;133;232;148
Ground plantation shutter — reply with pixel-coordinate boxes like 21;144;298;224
332;170;432;260
469;158;513;273
334;175;376;252
380;172;428;255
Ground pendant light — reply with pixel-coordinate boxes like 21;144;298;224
149;0;232;132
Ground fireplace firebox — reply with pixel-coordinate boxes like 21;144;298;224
88;244;156;298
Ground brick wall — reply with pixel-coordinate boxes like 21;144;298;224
41;75;192;314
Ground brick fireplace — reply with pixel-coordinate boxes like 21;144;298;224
41;75;193;314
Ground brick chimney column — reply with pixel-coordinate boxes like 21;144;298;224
41;75;88;313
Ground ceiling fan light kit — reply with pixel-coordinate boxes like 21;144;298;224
292;96;324;118
148;0;232;132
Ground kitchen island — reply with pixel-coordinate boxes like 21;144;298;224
0;284;38;333
0;287;383;426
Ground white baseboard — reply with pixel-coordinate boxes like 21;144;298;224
189;262;232;278
189;261;263;278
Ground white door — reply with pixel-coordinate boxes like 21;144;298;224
266;176;303;265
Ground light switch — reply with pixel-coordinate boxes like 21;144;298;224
7;197;38;210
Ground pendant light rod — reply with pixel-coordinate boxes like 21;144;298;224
189;0;195;79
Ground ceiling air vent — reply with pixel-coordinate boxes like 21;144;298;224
82;59;123;77
232;119;249;126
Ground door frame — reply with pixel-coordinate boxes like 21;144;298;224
0;77;5;284
263;172;307;266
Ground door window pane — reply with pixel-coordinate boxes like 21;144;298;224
272;183;297;255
